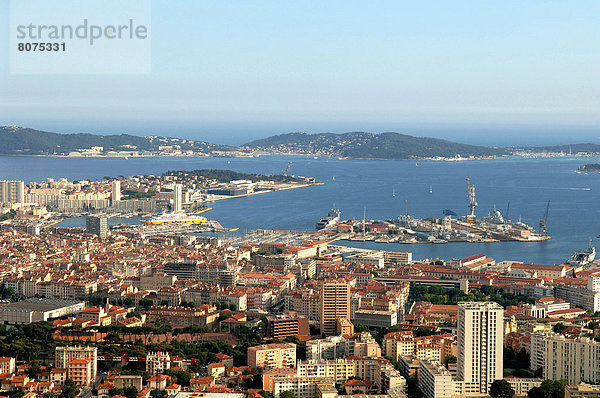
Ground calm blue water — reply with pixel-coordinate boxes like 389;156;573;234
1;155;598;264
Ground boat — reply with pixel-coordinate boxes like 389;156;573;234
513;216;534;231
429;185;432;194
315;206;341;230
565;241;596;266
141;213;207;225
392;189;395;197
482;205;505;224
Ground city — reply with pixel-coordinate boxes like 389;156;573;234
3;1;600;398
0;177;598;398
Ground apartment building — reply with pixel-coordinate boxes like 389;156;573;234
247;343;297;369
531;333;600;384
456;302;504;395
320;279;351;336
272;376;335;398
306;332;381;361
383;331;457;363
146;351;171;374
55;346;97;382
0;180;24;204
418;360;460;398
297;359;356;383
266;313;310;339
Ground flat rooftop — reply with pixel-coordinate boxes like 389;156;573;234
173;393;244;398
0;298;84;312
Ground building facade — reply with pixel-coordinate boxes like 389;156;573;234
247;343;297;369
320;279;351;336
456;302;504;395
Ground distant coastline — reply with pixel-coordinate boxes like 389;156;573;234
2;125;600;161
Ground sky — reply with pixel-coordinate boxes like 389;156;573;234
1;1;599;146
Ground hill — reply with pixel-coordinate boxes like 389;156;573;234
0;126;234;155
243;132;509;159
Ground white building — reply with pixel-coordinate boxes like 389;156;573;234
112;180;121;203
0;180;24;205
529;332;553;371
589;273;600;292
531;333;600;384
146;351;171;374
272;376;334;398
306;332;381;361
418;360;461;398
504;377;542;397
456;302;504;395
173;184;183;212
554;284;600;312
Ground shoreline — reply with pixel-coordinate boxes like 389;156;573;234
0;152;595;162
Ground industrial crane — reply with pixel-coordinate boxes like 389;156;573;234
539;200;550;236
466;178;477;221
283;161;293;176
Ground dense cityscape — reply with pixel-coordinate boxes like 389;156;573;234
3;2;599;398
0;174;598;398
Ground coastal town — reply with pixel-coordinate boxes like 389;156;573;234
0;176;598;398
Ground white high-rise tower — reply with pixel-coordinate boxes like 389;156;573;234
457;302;503;395
173;184;183;212
111;180;121;204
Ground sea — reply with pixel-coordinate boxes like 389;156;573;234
1;154;598;265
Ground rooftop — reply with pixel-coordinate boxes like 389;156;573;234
0;298;84;312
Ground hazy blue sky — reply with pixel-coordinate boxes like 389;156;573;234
1;1;599;145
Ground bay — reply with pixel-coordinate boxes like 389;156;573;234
0;154;598;265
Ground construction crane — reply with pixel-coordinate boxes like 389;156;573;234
539;200;550;236
466;178;477;222
283;161;293;176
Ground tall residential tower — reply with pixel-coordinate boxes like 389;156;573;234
320;279;351;336
173;183;183;212
456;302;504;395
111;180;121;203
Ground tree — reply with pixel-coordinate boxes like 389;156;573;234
127;311;142;319
538;380;568;398
528;387;544;398
406;377;423;398
490;380;515;398
59;380;79;398
280;391;296;398
444;355;457;366
553;323;566;334
354;324;370;333
139;298;154;311
123;386;138;398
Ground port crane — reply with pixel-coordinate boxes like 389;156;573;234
466;178;477;221
539;200;550;236
505;201;511;227
283;161;293;176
